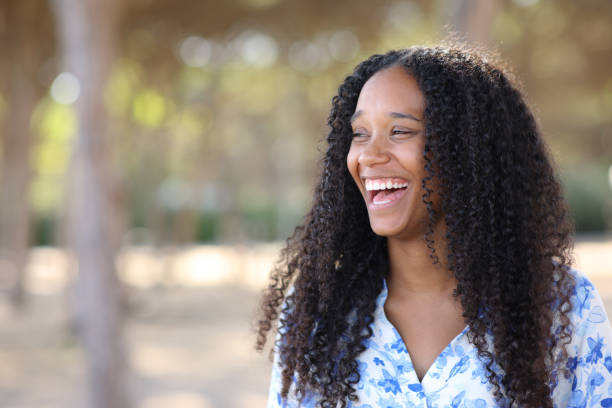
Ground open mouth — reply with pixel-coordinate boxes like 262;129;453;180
364;178;409;207
369;187;407;205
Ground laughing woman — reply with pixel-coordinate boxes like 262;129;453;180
255;46;612;407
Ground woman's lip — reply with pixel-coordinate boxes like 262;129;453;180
366;185;409;210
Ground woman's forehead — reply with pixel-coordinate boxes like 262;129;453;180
354;66;425;120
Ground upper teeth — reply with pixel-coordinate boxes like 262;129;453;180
365;179;409;191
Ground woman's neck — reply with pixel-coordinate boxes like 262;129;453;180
386;228;456;299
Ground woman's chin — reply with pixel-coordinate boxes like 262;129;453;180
368;214;428;240
368;218;405;238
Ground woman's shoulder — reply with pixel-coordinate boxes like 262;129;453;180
561;267;612;361
552;269;612;404
565;267;609;326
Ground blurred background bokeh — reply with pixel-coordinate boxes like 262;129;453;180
0;0;611;407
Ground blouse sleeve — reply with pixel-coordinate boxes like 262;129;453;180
266;286;305;408
266;342;287;408
266;345;320;408
563;272;612;406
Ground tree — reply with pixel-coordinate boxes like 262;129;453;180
0;0;51;309
50;0;129;407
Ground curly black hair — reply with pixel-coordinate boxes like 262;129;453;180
255;45;575;407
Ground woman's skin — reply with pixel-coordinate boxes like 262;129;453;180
346;65;465;381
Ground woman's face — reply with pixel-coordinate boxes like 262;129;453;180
346;65;434;240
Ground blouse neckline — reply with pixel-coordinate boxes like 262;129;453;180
376;278;471;387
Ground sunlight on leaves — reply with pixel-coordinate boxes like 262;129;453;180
132;89;167;128
30;100;75;212
105;59;143;117
32;100;76;145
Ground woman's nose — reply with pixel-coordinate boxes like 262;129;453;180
358;135;390;167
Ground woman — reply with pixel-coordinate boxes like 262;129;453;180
255;45;612;407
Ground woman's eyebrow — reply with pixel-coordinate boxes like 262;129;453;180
350;110;363;123
350;110;422;123
389;111;421;121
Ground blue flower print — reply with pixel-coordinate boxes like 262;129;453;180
408;383;422;392
465;398;487;408
588;306;607;324
587;335;605;364
392;355;413;375
471;362;490;385
436;354;448;369
436;345;455;368
451;390;466;408
276;392;282;406
575;280;593;318
568;389;586;408
448;355;470;379
376;395;418;408
390;337;407;354
587;369;605;397
377;369;401;395
373;357;385;366
568;356;579;372
605;357;612;374
407;383;425;399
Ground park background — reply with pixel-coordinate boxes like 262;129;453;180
0;0;611;407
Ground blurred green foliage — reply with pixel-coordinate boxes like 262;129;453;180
563;164;612;232
33;213;56;246
195;212;219;242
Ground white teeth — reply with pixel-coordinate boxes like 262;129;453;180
364;179;409;191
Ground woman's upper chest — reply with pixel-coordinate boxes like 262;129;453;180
383;291;467;381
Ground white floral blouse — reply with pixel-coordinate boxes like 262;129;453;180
266;269;612;407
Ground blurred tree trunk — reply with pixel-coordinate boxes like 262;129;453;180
50;0;128;407
0;0;44;309
444;0;500;45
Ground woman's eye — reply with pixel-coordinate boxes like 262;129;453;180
392;129;417;137
352;132;368;139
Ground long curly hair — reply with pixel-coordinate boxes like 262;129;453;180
255;45;575;407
